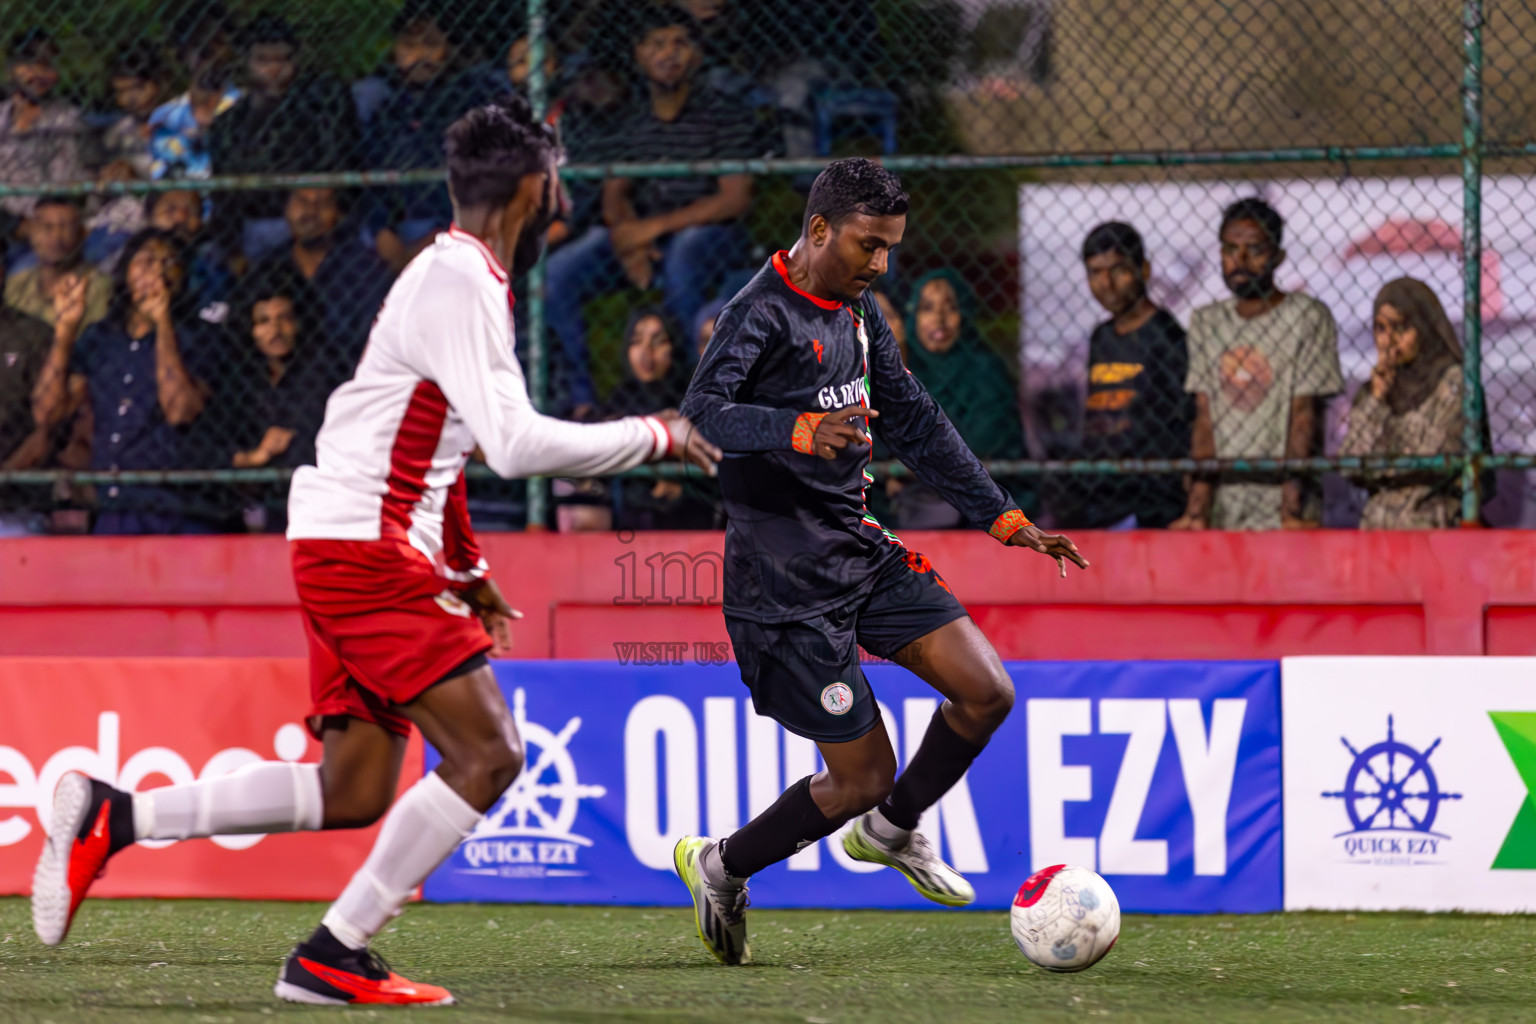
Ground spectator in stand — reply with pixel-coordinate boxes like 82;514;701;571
148;65;242;181
1171;198;1344;531
145;189;234;318
545;4;756;413
886;269;1030;529
0;235;58;472
169;2;239;83
252;188;392;374
1069;221;1192;529
677;0;761;99
31;228;224;534
0;29;88;224
222;269;344;531
519;14;632;252
503;28;559;97
208;12;361;264
85;43;172;268
872;288;906;362
355;0;487;272
151;3;242;182
100;43;166;183
606;305;718;530
5;197;111;329
1341;278;1487;529
691;296;727;360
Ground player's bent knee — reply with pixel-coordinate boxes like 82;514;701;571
485;736;525;795
448;735;524;806
321;781;396;830
829;769;895;819
958;672;1015;732
982;674;1016;726
862;773;896;813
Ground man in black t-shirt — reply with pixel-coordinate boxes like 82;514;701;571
1071;221;1193;528
673;159;1087;967
206;14;361;265
544;5;757;412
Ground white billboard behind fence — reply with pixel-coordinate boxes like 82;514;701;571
1282;657;1536;912
1018;176;1536;458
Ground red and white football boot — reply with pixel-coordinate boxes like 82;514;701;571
32;771;136;946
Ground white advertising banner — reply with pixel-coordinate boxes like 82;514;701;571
1282;657;1536;912
1017;176;1536;457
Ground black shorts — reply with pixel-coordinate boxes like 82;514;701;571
724;550;968;743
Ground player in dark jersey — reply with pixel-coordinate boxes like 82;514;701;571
673;158;1088;964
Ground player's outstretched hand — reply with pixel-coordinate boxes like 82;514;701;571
812;405;879;460
656;412;722;477
1007;524;1090;579
463;578;523;657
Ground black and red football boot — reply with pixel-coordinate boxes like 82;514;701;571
274;925;455;1006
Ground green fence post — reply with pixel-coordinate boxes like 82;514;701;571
1461;0;1487;525
525;0;549;531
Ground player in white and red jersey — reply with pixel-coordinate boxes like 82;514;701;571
31;98;721;1007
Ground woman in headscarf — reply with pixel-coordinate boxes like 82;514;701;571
885;268;1031;528
1340;277;1485;529
602;305;719;530
690;296;727;362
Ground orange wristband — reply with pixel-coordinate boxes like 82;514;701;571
989;509;1033;543
792;412;826;455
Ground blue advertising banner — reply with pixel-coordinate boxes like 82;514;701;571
423;660;1281;912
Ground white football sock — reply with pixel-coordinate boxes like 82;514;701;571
321;770;481;951
134;762;324;841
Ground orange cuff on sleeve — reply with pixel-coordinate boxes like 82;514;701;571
989;509;1033;543
792;412;826;455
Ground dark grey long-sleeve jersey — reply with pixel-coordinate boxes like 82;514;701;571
680;252;1025;623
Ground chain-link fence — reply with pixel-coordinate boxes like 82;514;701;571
0;0;1527;535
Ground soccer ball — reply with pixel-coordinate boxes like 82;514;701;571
1010;864;1120;972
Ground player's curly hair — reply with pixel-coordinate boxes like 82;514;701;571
444;95;559;210
804;157;909;233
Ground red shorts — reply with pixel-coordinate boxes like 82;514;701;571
290;538;493;739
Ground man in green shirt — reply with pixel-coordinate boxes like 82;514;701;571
4;195;111;328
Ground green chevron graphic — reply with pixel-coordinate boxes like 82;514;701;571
1489;712;1536;869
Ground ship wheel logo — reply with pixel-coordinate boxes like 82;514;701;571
1322;714;1462;837
470;687;607;846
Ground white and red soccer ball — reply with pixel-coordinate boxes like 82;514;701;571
1010;864;1121;972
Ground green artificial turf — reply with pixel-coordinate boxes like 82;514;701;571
2;898;1535;1023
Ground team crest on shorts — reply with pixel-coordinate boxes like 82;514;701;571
821;683;854;715
434;590;474;618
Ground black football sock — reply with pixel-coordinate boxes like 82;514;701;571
81;780;137;855
718;776;842;878
878;706;986;832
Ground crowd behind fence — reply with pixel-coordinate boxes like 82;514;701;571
0;0;1531;537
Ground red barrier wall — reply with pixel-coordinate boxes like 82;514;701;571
3;530;1536;659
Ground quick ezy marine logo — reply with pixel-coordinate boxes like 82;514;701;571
453;688;606;880
1321;714;1461;866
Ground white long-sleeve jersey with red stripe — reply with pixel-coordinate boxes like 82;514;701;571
286;227;670;573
